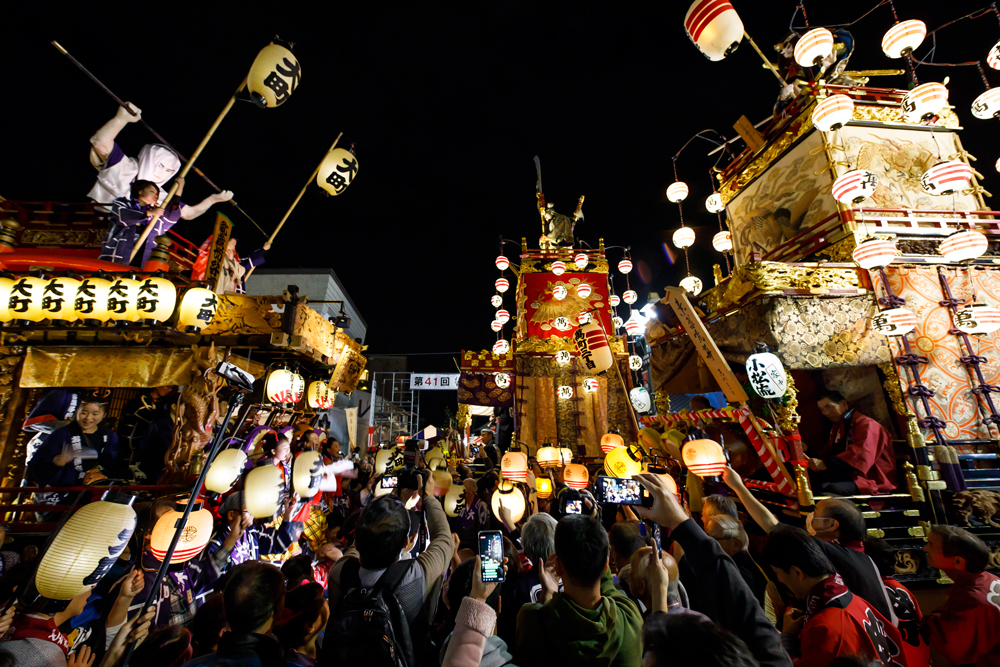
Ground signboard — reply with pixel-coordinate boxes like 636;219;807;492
410;373;460;390
205;213;233;291
345;407;358;451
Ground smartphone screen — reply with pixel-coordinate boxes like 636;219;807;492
597;477;643;505
478;531;504;583
380;476;398;489
565;499;583;514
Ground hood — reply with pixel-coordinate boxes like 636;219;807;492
136;144;181;194
538;593;625;666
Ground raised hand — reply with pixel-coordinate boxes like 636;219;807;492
633;473;689;530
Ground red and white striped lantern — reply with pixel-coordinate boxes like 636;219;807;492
794;28;834;67
618;259;633;274
491;319;503;332
871;307;917;336
705;192;724;213
989;41;1000;70
683;439;727;478
684;0;744;61
972;88;1000;120
882;19;926;58
553;284;568;300
493;339;510;355
812;94;855;132
573;320;614;372
582;378;599;393
623;290;638;305
667;181;689;203
500;451;528;481
680;276;703;296
552;260;566;276
495;278;509;293
901;82;949;123
609;294;621;307
491;294;502;308
954;304;1000;335
576;283;592;298
574;253;588;268
673;227;696;249
625;317;642;336
832;169;878;204
712;231;732;252
577;311;592;325
939;230;989;262
921;160;973;195
496;309;510;324
852;238;896;270
495;255;509;271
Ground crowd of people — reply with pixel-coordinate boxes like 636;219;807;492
0;389;997;667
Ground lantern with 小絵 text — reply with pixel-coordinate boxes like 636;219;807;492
316;148;359;196
177;287;219;332
245;465;285;518
150;500;214;564
247;41;302;108
684;0;744;61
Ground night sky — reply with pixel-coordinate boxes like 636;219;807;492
5;2;1000;363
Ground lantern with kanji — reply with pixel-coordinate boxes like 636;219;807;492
683;439;727;478
666;181;688;203
705;193;724;213
0;276;13;323
536;444;561;469
577;311;592;325
444;482;466;517
289;372;305;404
7;276;46;323
613;315;624;329
493;340;510;355
618;259;633;274
989;41;1000;70
134;276;177;324
921;161;973;195
316;148;359;196
573;320;614;373
494;372;511;388
74;277;111;323
501;450;528;481
630;387;652;413
623;290;638;305
712;231;732;252
601;430;624;454
582;378;599;393
882;19;926;58
680;276;703;296
551;261;566;276
553;316;572;330
308;381;332;410
491;319;503;332
939;230;989;262
177;287;218;332
629;354;643;370
375;445;405;475
491;294;502;308
832;169;878;204
852;238;897;270
811;94;855;132
535;476;553;499
673;227;695;249
609;294;621;307
107;277;140;322
745;350;787;399
205;448;247;494
496;309;510;324
574;253;588;268
245;465;284;518
150;500;214;564
491;480;526;523
556;349;571;364
604;444;643;478
871;307;918;336
553;285;568;301
954;304;1000;334
559;447;574;465
901;82;949;123
292;451;325;498
972;88;1000;120
793;28;834;67
496;256;510;271
562;463;589;490
496;278;509;293
684;0;744;61
40;276;80;323
557;385;574;399
247;41;302;108
576;283;592;298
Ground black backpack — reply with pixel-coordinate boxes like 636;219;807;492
321;558;417;667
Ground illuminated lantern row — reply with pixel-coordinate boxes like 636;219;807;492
705;192;724;213
683;439;727;478
680;276;703;296
150;501;214;564
882;19;926;58
496;255;509;271
972;88;1000;120
491;480;526;523
601;431;624;454
623;289;638;305
245;465;284;518
745;350;787;399
871;307;918;336
921;160;973;195
954;304;1000;335
563;463;589;489
673;226;695;249
901;82;949;123
316;148;359;196
630;386;652;413
684;0;744;62
496;278;509;293
493;339;510;355
618;259;633;274
552;261;566;276
852;238;897;270
205;448;248;494
609;294;621;307
553;285;568;301
574;253;588;268
712;231;733;252
667;181;689;203
307;380;335;410
576;283;592;299
605;444;643;478
812;94;855;132
629;354;643;370
535;476;553;499
247;41;301;108
577;311;592;325
939;230;989;262
494;371;511;388
501;450;528;481
582;377;599;393
491;319;503;332
496;309;510;324
832;169;878;204
491;294;502;308
989;41;1000;70
794;27;834;67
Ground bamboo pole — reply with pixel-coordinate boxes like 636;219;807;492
743;32;788;87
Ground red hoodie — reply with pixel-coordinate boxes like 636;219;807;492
922;570;1000;667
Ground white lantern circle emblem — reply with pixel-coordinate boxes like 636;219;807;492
557;385;574;399
852;238;897;270
811;94;855;132
972;88;1000;120
680;276;703;296
705;192;724;213
576;283;592;298
496;309;510;324
491;294;502;308
553;284;568;301
712;231;733;252
901;82;949;123
673;227;695;249
577;311;592;325
940;230;989;262
954;304;1000;334
871;307;918;336
491;319;503;332
496;278;509;293
882;19;926;58
496;255;510;271
493;339;510;355
921;160;973;195
832;169;878;204
629;355;643;371
630;387;652;413
622;290;638;305
989;41;1000;70
553;316;572;331
495;373;511;389
794;28;834;67
556;350;571;364
684;0;744;62
551;261;566;276
745;351;787;399
582;378;599;393
609;294;621;307
666;181;689;203
613;316;624;329
618;259;633;274
574;253;588;268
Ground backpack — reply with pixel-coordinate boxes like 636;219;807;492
322;558;417;667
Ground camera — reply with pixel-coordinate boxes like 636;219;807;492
593;476;653;507
214;361;256;393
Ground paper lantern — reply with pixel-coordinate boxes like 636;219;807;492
657;471;679;497
559;448;575;465
922;160;973;195
623;290;638;305
684;0;744;61
940;230;989;262
431;470;453;496
996;157;1000;174
107;277;140;322
745;351;787;399
574;253;588;268
493;339;510;355
556;350;571;364
604;444;643;478
683;439;727;478
794;28;834;67
832;169;878;204
494;372;511;388
536;445;561;469
680;276;703;296
315;147;359;196
609;294;621;307
618;259;634;274
496;309;510;324
150;500;214;564
625;315;642;336
551;261;566;276
705;192;724;213
852;238;897;270
133;276;176;323
8;276;46;322
557;385;574;399
491;294;503;308
375;446;404;475
576;283;592;298
266;369;295;403
630;387;652;413
495;278;509;293
577;311;592;325
667;181;689;203
245;465;285;518
501;450;528;481
292;451;324;498
613;316;624;329
673;227;695;249
882;19;926;58
39;276;81;322
535;476;553;499
972;88;1000;120
491;319;503;331
35;495;136;600
205;448;247;494
247;42;301;108
553;285;568;301
177;287;218;332
954;304;1000;335
573;320;614;372
496;255;510;271
871;307;918;336
444;483;466;517
629;354;643;371
553;316;572;330
582;378;599;393
491;480;526;523
0;276;13;323
563;463;589;490
601;431;624;454
307;381;331;410
901;82;949;123
989;41;1000;70
812;94;855;132
712;231;733;252
74;277;111;323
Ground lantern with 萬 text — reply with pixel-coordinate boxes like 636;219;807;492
989;41;1000;70
247;41;302;108
794;28;834;67
921;161;973;195
74;277;111;323
553;285;567;301
577;311;592;325
683;439;727;478
625;316;642;337
177;287;218;332
684;0;744;61
491;480;526;523
316;148;359;196
745;350;787;399
604;444;643;478
852;238;897;270
205;448;248;494
901;82;948;123
573;320;613;373
557;385;574;399
293;451;325;498
245;465;285;518
150;500;214;564
501;450;528;481
493;340;510;355
563;463;589;490
939;230;989;262
582;378;599;393
871;308;918;336
40;276;81;323
496;309;510;324
494;372;511;388
954;304;1000;335
613;315;624;329
491;319;503;332
556;350;571;364
134;276;177;324
629;355;643;370
491;294;502;308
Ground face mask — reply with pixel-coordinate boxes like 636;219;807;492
805;512;817;536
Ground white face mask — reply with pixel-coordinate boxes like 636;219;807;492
805;512;817;536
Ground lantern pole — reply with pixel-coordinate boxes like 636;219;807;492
244;132;344;281
128;78;247;262
743;32;789;87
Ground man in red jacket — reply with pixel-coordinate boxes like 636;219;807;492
922;525;1000;666
764;525;908;667
810;390;897;495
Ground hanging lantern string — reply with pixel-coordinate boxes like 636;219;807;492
798;2;810;27
789;1;890;30
888;0;899;22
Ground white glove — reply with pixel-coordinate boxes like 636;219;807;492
116;103;142;123
129;464;147;481
212;190;234;203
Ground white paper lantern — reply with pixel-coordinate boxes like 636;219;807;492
574;253;588;268
491;480;526;523
444;483;467;517
954;304;1000;334
148;500;214;565
496;309;510;324
40;277;81;322
812;94;855;132
995;156;1000;174
684;0;744;62
135;276;177;323
73;277;111;322
625;316;642;336
745;351;787;399
266;368;295;403
496;255;510;271
107;277;140;322
972;88;1000;120
553;285;568;300
705;192;725;213
491;319;503;331
673;227;695;249
573;320;614;372
609;294;621;307
205;448;248;494
500;451;527;481
552;261;566;276
493;339;510;355
495;372;511;388
629;355;643;371
618;259;633;274
852;238;897;270
680;276;703;295
576;283;592;298
556;350;571;364
245;465;284;518
375;446;404;475
630;387;652;413
557;385;574;399
832;169;878;204
667;181;689;203
496;278;509;293
922;160;973;195
623;290;638;305
247;42;301;108
577;311;592;325
871;307;918;336
712;231;733;252
940;230;989;262
293;451;325;499
794;28;834;67
316;148;359;196
989;41;1000;70
882;19;926;58
901;82;949;123
177;287;218;332
491;294;502;308
613;316;624;329
582;378;599;393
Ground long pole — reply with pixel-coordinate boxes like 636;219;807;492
244;132;343;280
129;79;246;262
743;32;789;87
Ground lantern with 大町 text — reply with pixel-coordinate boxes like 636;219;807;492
605;444;643;478
107;277;140;322
150;500;214;564
134;276;177;324
573;320;613;373
563;463;589;490
746;350;787;399
205;448;248;494
177;287;219;332
871;308;917;336
293;451;325;498
8;276;46;323
683;439;727;478
684;0;743;61
40;276;81;323
74;277;111;323
316;148;359;196
0;276;13;323
245;465;285;518
954;304;1000;335
444;482;466;517
501;450;528;481
491;480;526;523
247;41;302;108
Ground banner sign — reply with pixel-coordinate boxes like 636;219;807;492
410;373;460;390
